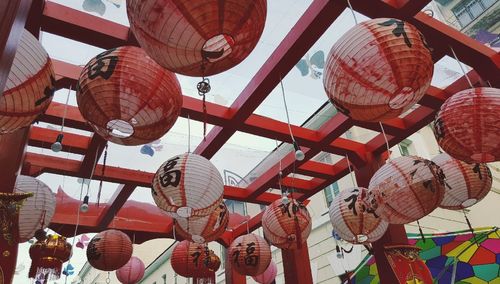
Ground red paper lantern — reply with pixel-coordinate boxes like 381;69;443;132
323;18;433;122
116;256;145;284
367;156;445;224
329;187;389;244
29;234;71;280
0;29;55;133
175;202;228;243
262;199;311;249
228;234;271;276
252;260;277;284
432;153;492;210
433;87;500;163
152;153;224;218
87;229;133;271
126;0;267;76
77;46;182;145
171;241;220;278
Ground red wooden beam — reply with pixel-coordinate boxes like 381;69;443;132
96;184;136;229
24;0;44;38
28;126;89;155
78;134;106;178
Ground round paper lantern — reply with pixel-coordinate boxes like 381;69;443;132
252;260;277;284
433;87;500;163
152;153;224;218
367;156;445;224
171;241;220;278
127;0;267;76
228;234;271;276
87;229;133;271
116;256;145;284
175;202;229;243
15;175;56;243
77;46;182;145
432;153;492;210
29;234;71;280
0;29;55;133
329;187;389;244
323;18;433;122
262;199;311;250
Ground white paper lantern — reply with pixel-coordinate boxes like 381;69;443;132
152;153;224;218
174;202;229;243
15;175;56;243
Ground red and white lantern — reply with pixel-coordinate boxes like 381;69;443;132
87;230;133;271
77;46;182;145
0;29;55;133
323;18;433;122
171;241;220;278
262;199;311;250
432;153;492;210
175;202;229;243
126;0;267;76
367;156;445;224
152;153;224;218
433;87;500;163
252;260;277;284
116;256;145;284
228;234;271;276
329;187;388;244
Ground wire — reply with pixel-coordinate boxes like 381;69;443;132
379;122;391;160
345;155;356;187
346;0;359;24
187;115;191;153
60;86;72;133
279;77;296;143
450;46;474;88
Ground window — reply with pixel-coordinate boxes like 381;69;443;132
324;181;340;207
398;139;412;156
225;199;247;215
452;0;495;28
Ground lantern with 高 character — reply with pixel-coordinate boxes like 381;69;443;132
29;234;72;280
228;233;271;276
175;202;229;243
86;229;133;271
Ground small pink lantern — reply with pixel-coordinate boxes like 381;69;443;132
116;256;145;284
252;260;277;284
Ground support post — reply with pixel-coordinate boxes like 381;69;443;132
281;242;313;284
224;247;246;284
354;152;408;284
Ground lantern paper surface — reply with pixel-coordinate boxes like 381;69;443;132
228;234;271;276
29;234;72;280
323;18;433;122
87;229;133;271
171;241;220;278
127;0;267;76
329;187;389;244
432;153;492;210
433;87;500;163
116;256;145;284
252;260;277;284
77;46;182;145
175;202;228;243
0;29;55;133
15;175;56;243
262;199;311;249
368;156;445;224
152;153;224;218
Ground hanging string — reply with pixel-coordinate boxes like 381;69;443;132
85;144;102;197
64;182;85;284
97;142;108;207
450;46;474;88
246;219;250;234
197;59;211;141
486;81;492;87
346;0;359;25
60;86;72;132
345;154;356;187
172;219;177;241
187;115;191;153
416;220;426;243
379;122;391;160
463;209;477;244
279;77;296;143
275;139;283;193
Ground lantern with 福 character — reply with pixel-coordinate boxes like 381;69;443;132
0;29;55;134
228;233;271;276
433;87;500;163
323;18;433;122
262;198;311;249
29;234;72;280
116;256;145;284
174;202;229;243
171;241;221;279
86;229;133;271
432;153;492;210
126;0;267;77
252;260;277;284
152;153;224;218
329;187;389;244
367;156;445;224
77;46;182;145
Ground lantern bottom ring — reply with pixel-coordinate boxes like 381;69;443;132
355;234;368;243
461;198;478;208
192;235;205;243
471;153;494;163
176;207;193;218
202;34;235;63
106;119;135;138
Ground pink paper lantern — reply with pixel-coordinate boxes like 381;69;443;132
252;260;277;284
116;256;145;284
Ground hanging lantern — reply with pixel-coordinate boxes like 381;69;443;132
0;29;55;134
0;192;32;246
228;233;271;276
262;198;311;249
432;153;492;210
252;260;277;284
86;229;133;271
323;18;433;122
433;87;500;163
329;187;389;244
29;234;72;280
171;241;221;278
14;175;56;243
116;256;145;284
126;0;267;77
152;153;224;218
367;156;445;224
175;202;229;243
77;46;182;145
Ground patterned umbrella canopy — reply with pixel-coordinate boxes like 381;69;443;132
349;227;500;284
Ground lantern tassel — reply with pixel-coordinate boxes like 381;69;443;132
202;94;207;141
97;143;108;207
417;220;425;243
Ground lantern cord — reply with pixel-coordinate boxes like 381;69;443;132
64;182;85;284
60;85;72;133
345;155;356;187
346;0;359;25
450;46;474;88
246;219;250;234
187;114;191;153
275;138;283;193
202;94;207;141
279;77;296;143
486;81;492;87
85;143;102;197
97;142;108;207
416;219;426;243
197;59;211;141
379;122;391;160
172;220;177;241
463;210;477;244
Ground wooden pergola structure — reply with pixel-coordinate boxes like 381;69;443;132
1;0;499;283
